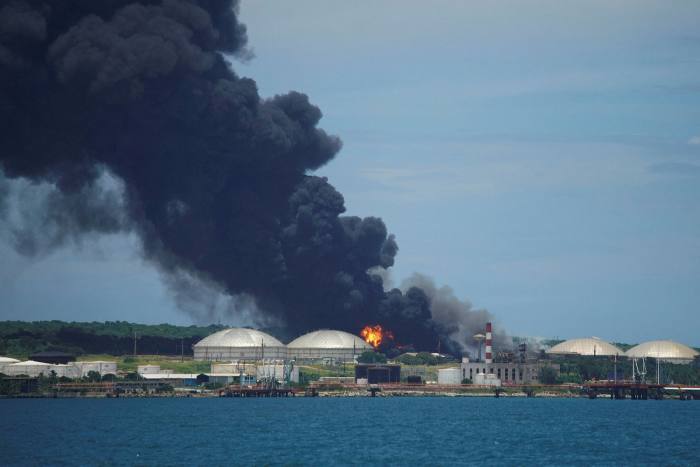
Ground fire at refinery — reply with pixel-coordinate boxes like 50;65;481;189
360;325;394;348
0;0;501;358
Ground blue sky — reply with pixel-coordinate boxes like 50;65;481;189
1;1;699;345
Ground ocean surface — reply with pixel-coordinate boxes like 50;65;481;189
1;397;698;466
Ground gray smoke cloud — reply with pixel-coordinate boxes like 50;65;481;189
162;268;274;328
0;168;128;256
401;273;510;355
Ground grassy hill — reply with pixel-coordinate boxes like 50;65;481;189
0;320;226;358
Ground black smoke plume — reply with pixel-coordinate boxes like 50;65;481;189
0;0;492;352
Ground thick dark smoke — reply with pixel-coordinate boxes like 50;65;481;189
0;0;492;353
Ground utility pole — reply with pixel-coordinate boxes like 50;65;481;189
181;337;184;362
657;357;660;385
133;331;138;356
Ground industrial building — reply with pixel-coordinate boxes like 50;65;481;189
139;373;200;386
193;328;287;361
547;337;623;357
473;372;502;387
461;322;560;385
460;359;558;385
287;329;371;363
625;340;699;364
355;364;401;384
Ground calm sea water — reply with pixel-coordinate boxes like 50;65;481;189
1;397;698;466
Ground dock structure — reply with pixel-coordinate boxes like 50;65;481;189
662;385;700;400
583;381;665;400
220;387;296;397
51;380;173;396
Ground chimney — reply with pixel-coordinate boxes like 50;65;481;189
485;322;493;364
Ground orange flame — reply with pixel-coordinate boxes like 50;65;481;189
360;324;393;348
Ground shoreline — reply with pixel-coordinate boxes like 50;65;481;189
0;390;681;399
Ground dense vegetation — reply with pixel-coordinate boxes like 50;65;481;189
0;321;226;358
357;351;388;364
394;352;457;366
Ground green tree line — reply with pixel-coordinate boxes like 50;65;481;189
0;320;226;357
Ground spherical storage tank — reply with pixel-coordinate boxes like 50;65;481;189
625;340;698;364
193;328;286;361
547;337;623;357
287;330;372;363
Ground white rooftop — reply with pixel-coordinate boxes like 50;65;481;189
547;337;623;356
194;328;285;348
9;360;53;366
626;340;698;361
287;329;372;350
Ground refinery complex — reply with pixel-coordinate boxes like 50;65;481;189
2;321;698;399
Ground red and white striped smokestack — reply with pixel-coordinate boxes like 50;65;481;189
485;322;493;364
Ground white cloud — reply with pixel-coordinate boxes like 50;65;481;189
688;136;700;145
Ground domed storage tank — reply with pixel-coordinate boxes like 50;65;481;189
193;328;286;361
626;340;698;364
287;330;372;363
546;337;623;357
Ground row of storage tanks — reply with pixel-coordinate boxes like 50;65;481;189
193;328;372;362
0;358;117;378
433;337;699;386
546;337;699;363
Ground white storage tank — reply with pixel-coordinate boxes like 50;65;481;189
52;364;80;378
287;329;371;363
0;356;20;374
194;328;287;361
626;340;699;364
546;337;623;357
4;360;53;377
73;361;118;377
437;367;462;385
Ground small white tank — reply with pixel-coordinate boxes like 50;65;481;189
437;367;462;385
